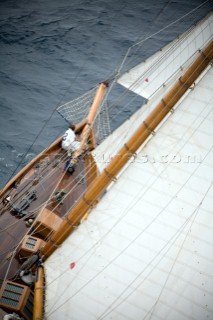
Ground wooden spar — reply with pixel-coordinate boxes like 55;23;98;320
33;265;44;320
41;40;213;259
73;82;107;158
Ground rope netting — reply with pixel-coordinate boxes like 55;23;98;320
94;101;111;145
57;85;111;144
57;85;99;125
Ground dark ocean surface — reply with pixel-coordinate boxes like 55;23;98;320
0;0;212;188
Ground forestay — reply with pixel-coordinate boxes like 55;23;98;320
117;12;213;99
44;65;213;319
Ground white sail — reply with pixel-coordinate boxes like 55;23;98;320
117;12;213;99
44;20;213;319
45;64;213;320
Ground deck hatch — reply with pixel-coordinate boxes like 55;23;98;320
0;281;34;320
25;237;37;249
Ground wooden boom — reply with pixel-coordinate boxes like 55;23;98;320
41;40;213;259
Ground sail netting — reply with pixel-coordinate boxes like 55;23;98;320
57;86;98;125
93;101;111;145
57;85;111;144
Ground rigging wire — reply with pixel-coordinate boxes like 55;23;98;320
93;1;212;140
106;14;212;129
0;0;131;258
116;0;212;75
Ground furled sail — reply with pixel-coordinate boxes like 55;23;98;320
44;12;213;320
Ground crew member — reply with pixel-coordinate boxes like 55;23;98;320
61;119;87;153
61;127;80;153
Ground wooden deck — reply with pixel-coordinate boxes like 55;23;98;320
0;145;87;285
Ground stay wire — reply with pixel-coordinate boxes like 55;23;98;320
117;0;212;76
98;2;212;134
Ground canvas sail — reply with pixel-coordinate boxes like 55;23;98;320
44;64;213;320
44;13;213;320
